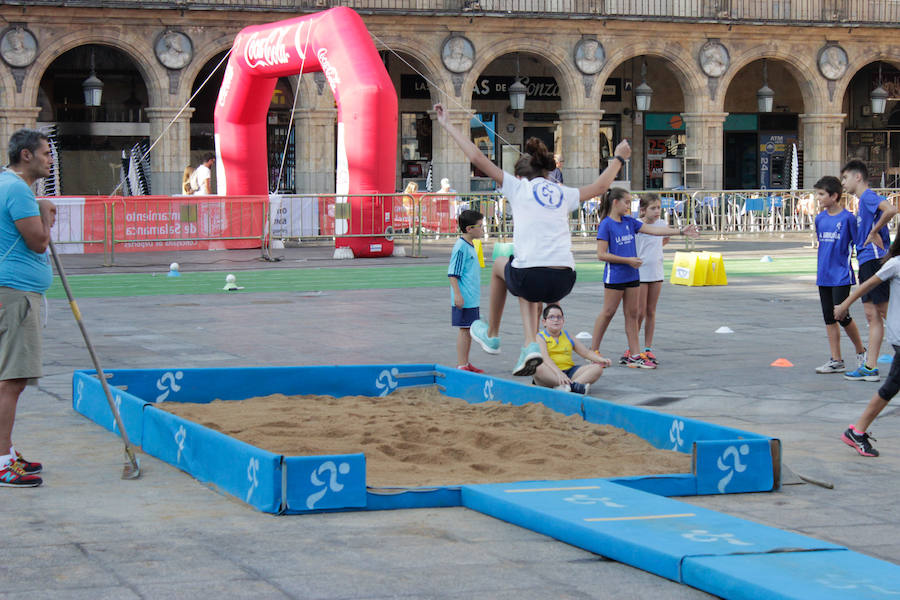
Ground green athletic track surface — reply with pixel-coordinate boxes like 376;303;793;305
46;256;818;299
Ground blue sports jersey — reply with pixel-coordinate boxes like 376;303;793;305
856;188;891;264
815;208;858;286
596;215;641;284
448;237;480;308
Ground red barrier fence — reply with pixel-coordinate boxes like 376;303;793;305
45;195;269;263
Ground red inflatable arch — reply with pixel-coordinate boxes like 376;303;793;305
214;8;398;257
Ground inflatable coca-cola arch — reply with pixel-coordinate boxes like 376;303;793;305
214;8;397;257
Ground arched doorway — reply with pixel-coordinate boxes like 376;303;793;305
723;59;804;190
842;61;900;188
190;52;297;193
386;50;434;192
604;56;686;190
37;44;149;195
468;52;563;191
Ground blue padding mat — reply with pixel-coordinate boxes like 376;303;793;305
142;405;282;513
462;478;842;582
72;371;146;446
97;364;439;404
284;454;366;513
683;549;900;600
694;439;775;494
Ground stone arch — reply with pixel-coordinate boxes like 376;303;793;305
461;37;580;110
598;39;706;112
833;49;900;109
373;34;445;104
718;45;824;114
22;32;160;108
179;37;235;108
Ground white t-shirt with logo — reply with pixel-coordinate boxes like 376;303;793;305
499;173;580;269
189;163;212;194
636;217;666;282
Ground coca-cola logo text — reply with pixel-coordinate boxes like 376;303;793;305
317;48;341;93
244;26;292;69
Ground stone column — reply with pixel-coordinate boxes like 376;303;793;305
800;113;846;188
145;106;193;195
681;112;727;189
295;108;337;194
429;108;471;194
557;109;605;188
0;107;41;151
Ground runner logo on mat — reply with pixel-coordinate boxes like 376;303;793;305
374;368;400;397
716;443;750;493
155;370;184;402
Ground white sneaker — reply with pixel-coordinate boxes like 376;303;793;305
815;358;846;374
554;383;571;392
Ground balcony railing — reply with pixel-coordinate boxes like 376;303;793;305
7;0;900;26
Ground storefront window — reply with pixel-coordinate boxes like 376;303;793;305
400;112;432;182
470;113;496;187
644;134;685;189
469;113;497;172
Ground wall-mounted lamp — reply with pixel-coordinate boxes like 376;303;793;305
507;53;526;118
757;58;774;113
634;58;652;112
871;61;889;115
82;49;104;107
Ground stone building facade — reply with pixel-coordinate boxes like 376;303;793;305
1;2;898;195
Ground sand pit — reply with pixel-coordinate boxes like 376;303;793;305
160;386;691;487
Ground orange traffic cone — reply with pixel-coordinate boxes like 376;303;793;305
770;358;794;367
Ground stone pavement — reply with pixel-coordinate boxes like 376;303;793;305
6;234;898;599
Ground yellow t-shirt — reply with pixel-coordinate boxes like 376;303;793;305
539;329;574;371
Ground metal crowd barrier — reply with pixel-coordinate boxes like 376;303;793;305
43;188;900;264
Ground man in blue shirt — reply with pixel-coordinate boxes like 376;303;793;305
0;129;56;487
841;159;898;382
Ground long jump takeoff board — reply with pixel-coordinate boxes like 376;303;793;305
462;478;900;600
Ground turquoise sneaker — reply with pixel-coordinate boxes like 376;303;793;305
844;365;880;382
470;320;500;354
512;342;543;376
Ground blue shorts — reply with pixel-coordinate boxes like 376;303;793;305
452;306;480;327
562;365;581;378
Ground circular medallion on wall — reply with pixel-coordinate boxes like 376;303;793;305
817;44;848;80
441;35;475;73
0;27;38;68
573;38;605;75
154;30;193;70
698;41;729;78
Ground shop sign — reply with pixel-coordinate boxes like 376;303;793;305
644;113;685;131
400;74;620;101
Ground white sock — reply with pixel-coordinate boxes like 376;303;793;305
0;453;13;468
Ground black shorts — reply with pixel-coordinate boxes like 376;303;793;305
504;257;576;303
818;285;851;325
605;280;640;291
859;259;890;305
451;306;480;327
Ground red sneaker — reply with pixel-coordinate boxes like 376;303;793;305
459;363;484;373
15;450;41;475
0;460;42;487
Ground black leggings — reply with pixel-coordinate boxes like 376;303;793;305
819;285;853;326
879;346;900;401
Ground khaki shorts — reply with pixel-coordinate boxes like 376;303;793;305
0;287;43;382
